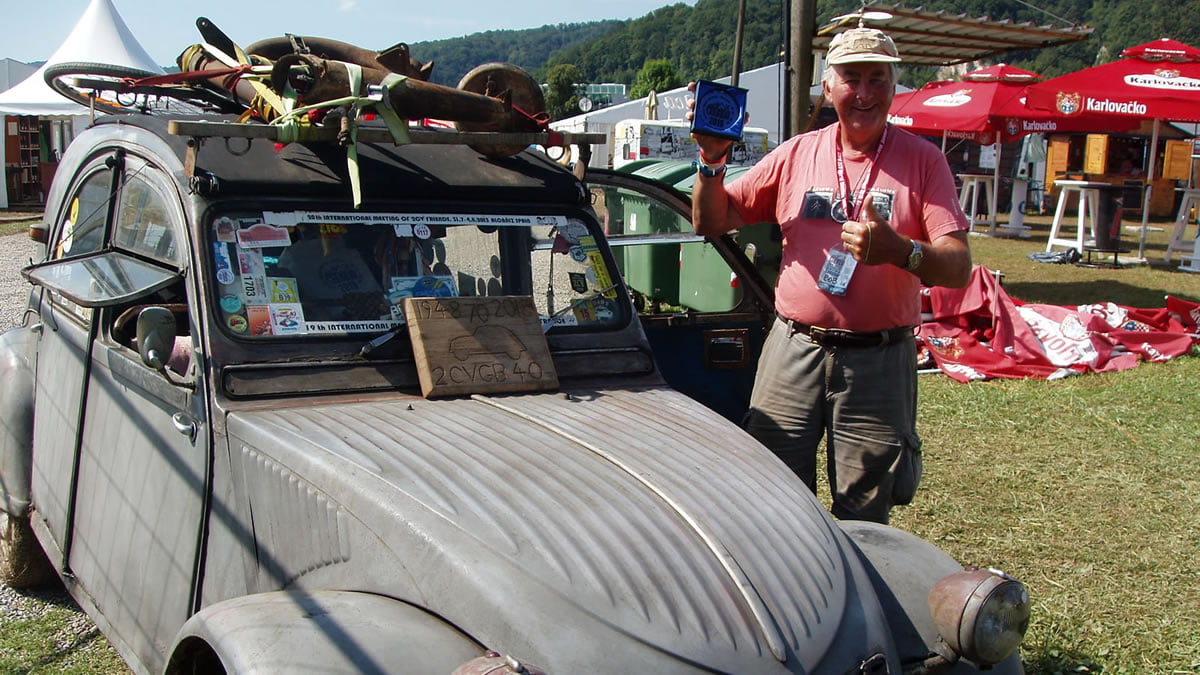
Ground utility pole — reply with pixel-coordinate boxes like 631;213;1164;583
731;0;746;86
784;0;817;139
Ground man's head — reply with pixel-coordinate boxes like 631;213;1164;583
822;27;901;144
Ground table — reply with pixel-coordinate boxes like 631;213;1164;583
958;174;996;235
1165;188;1200;265
1045;180;1109;253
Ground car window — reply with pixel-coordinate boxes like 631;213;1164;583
209;210;628;338
53;166;113;260
113;171;179;263
590;183;749;313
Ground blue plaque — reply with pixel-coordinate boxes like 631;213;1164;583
691;80;748;141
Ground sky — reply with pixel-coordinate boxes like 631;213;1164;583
3;0;699;66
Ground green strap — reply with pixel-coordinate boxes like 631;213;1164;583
376;73;412;146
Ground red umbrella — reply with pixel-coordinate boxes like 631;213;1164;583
888;64;1131;236
889;64;1131;145
1026;38;1200;257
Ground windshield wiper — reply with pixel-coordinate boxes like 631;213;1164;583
359;324;406;357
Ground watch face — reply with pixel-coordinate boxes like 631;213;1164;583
907;242;923;270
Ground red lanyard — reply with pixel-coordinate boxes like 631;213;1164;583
835;124;888;222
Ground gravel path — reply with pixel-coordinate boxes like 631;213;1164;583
0;231;39;332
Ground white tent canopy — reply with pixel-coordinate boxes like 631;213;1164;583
0;0;162;206
0;0;163;116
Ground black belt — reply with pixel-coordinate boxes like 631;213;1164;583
777;313;912;348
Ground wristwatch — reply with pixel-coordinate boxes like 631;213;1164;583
693;159;727;178
903;239;923;271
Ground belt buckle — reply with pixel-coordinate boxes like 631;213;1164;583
808;325;830;346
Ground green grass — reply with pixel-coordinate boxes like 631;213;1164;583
2;210;1199;672
0;589;129;674
847;213;1200;673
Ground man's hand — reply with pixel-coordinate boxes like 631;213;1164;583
840;198;906;266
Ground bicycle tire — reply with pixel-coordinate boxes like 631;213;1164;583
44;62;244;115
44;61;161;114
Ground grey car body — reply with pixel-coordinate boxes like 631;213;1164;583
0;113;1025;674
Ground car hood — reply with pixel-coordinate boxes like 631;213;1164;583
225;386;893;672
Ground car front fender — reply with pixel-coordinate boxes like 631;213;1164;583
166;590;486;675
839;520;1024;674
0;325;38;516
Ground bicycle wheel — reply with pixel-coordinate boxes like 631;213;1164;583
44;62;243;115
44;62;161;114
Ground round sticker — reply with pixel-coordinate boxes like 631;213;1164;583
413;223;431;240
227;315;248;333
569;245;588;263
217;269;235;285
564;221;589;242
220;294;243;313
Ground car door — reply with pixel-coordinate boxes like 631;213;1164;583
585;169;776;422
26;153;209;672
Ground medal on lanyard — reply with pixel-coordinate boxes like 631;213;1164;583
818;126;888;296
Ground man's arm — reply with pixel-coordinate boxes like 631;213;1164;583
907;230;971;288
691;159;747;238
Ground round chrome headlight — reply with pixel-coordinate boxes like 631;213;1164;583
929;567;1031;666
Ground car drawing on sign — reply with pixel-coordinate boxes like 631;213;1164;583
0;72;1029;675
448;325;526;361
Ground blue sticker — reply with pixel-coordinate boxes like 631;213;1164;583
213;241;235;285
220;294;243;313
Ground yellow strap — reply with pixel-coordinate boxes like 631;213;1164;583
344;62;364;209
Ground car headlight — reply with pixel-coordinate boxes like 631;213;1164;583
928;567;1031;666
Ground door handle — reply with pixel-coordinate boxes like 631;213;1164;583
172;412;197;442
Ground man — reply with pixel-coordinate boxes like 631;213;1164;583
690;27;972;523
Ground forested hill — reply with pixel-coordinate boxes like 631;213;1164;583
410;0;1200;91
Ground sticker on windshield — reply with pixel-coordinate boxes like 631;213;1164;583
263;211;567;230
247;305;273;336
214;216;237;242
579;236;617;299
270;304;307;335
213;242;235;285
269;277;298;303
238;249;268;303
236;223;292;249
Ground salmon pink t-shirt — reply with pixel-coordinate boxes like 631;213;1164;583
726;123;968;332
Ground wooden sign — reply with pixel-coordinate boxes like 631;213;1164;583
1084;134;1108;175
404;296;558;398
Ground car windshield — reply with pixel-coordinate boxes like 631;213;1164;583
208;209;628;339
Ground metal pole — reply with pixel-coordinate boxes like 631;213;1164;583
1137;118;1160;260
731;0;746;86
787;0;817;139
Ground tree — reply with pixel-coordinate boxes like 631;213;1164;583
630;59;682;99
545;63;582;120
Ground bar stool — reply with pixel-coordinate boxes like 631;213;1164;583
958;174;996;235
1045;180;1104;253
1165;188;1200;264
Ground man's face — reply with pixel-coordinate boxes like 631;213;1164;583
824;62;895;136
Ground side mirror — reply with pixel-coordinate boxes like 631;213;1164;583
136;307;190;387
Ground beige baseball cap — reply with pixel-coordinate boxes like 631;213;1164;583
826;27;901;65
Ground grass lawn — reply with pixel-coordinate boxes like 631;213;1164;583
882;213;1200;673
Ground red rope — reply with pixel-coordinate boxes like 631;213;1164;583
121;65;253;88
511;104;552;130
